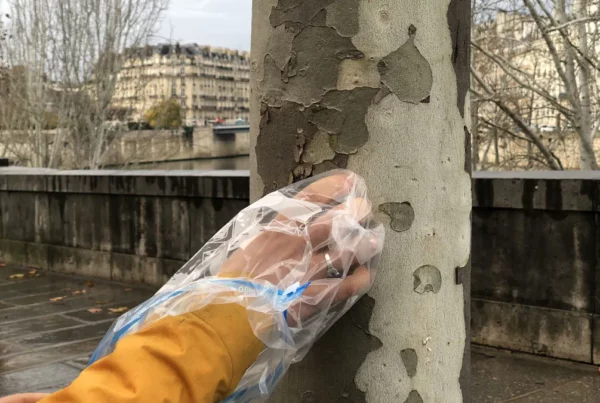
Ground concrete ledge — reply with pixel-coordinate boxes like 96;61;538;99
472;299;593;363
0;171;248;287
0;169;250;199
473;172;598;211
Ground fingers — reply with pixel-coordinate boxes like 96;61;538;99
304;267;373;311
305;231;380;282
271;172;357;226
304;251;345;282
294;171;356;205
287;266;374;326
332;266;373;304
307;197;372;249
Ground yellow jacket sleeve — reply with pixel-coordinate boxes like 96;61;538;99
39;303;265;403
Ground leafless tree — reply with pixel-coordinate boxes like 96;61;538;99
472;0;600;170
0;0;168;168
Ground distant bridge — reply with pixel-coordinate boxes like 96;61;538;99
213;124;250;136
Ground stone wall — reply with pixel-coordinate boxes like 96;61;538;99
0;127;249;169
0;169;598;364
472;171;600;365
101;127;250;166
0;169;249;286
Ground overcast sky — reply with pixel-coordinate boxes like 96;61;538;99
157;0;252;50
0;0;251;51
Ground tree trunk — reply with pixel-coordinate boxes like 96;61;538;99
493;127;499;164
250;1;472;402
574;0;599;170
472;99;479;171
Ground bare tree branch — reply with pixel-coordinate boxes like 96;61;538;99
472;40;574;117
471;66;563;170
0;0;168;168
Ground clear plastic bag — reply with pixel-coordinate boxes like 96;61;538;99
90;170;385;402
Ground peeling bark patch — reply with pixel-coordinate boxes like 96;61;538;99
257;102;318;194
404;390;424;403
332;153;348;168
326;0;360;37
323;87;379;154
378;202;415;233
303;130;335;164
261;55;287;107
258;2;378;185
293;162;314;181
268;296;382;403
270;0;335;27
413;265;442;294
310;9;327;26
456;261;469;285
464;126;472;174
448;0;471;119
285;26;364;106
276;0;301;11
372;86;392;105
266;25;296;70
377;26;433;104
400;348;418;377
304;104;344;134
337;58;381;90
312;154;348;175
313;160;340;176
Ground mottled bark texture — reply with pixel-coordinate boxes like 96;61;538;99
250;1;471;402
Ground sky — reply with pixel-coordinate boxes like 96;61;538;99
0;0;251;50
157;0;252;51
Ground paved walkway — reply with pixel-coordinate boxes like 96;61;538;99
472;346;599;402
0;264;154;394
1;265;598;401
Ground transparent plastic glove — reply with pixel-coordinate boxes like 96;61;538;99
90;170;385;402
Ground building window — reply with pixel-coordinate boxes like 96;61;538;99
181;77;185;85
171;86;176;96
181;88;185;97
180;67;185;75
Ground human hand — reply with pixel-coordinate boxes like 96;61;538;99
218;171;384;326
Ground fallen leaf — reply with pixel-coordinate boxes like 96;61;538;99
124;288;132;292
28;269;37;276
8;273;24;280
0;263;6;268
82;289;87;294
108;307;129;314
87;308;103;314
86;280;95;287
49;296;67;303
72;290;81;295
